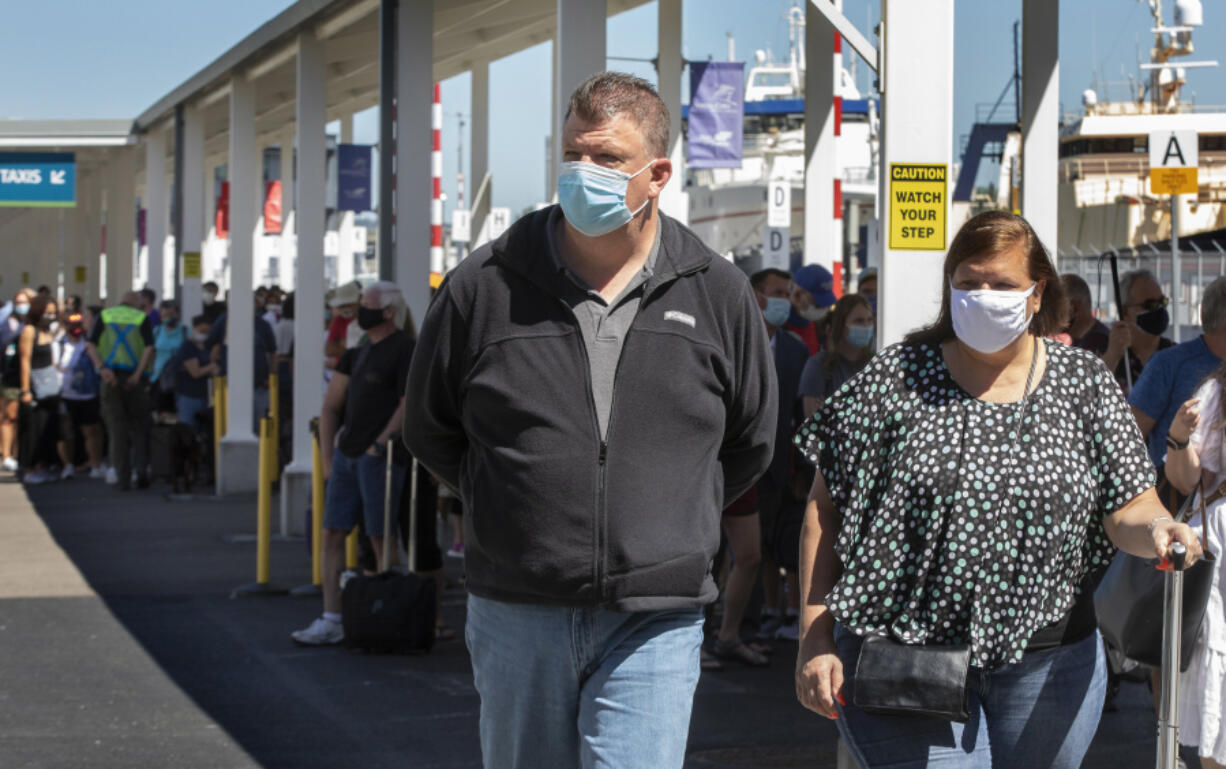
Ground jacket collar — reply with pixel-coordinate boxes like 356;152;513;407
491;205;713;298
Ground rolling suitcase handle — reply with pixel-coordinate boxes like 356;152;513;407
1156;541;1188;769
382;440;395;571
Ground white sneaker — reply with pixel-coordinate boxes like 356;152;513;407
88;466;107;480
1;457;17;472
23;470;53;485
105;467;118;485
60;464;75;480
290;616;344;646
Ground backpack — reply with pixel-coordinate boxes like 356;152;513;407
69;342;100;397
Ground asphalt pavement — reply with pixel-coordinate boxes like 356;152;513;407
0;472;1202;768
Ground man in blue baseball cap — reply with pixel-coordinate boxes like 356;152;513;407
787;264;838;355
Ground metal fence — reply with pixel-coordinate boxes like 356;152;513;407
1058;240;1226;342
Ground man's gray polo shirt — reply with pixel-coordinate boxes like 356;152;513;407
546;208;662;439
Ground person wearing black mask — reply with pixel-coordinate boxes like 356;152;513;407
1103;269;1174;395
292;281;417;647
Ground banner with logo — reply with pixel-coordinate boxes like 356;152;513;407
337;144;372;212
688;62;744;169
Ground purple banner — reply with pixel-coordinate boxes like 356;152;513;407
688;61;744;169
337;144;372;212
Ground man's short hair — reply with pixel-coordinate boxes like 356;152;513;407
365;280;408;329
191;314;209;328
1119;269;1158;303
139;287;156;304
566;72;670;158
1201;276;1226;334
1061;273;1092;307
749;268;792;292
204;281;219;292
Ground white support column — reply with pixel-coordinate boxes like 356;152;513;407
471;62;489;201
1021;0;1059;259
107;149;137;305
218;73;260;495
805;5;836;272
657;0;687;224
396;0;433;324
553;0;607;204
337;115;356;288
182;106;206;322
145;132;167;301
279;125;297;293
878;0;955;347
282;28;327;536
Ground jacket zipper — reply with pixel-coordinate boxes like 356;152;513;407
554;270;688;604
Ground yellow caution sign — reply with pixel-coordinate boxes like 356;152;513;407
74;266;86;283
183;251;202;279
889;163;947;251
1150;167;1198;196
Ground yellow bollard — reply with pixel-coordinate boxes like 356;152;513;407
346;530;359;569
310;428;324;586
257;418;272;583
212;375;226;469
268;373;280;483
219;375;228;438
232;417;287;596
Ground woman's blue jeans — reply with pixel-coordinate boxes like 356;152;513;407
464;594;705;769
833;624;1107;769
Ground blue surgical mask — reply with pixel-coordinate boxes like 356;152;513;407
847;324;875;349
14;303;29;317
557;160;655;237
763;297;791;328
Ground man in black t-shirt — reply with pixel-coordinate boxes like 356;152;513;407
292;282;413;646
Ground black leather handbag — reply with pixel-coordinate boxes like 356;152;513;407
1094;481;1216;671
853;635;972;722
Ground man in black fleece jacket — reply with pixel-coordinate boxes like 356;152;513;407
404;72;776;769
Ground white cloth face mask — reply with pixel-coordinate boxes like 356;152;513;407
950;282;1037;354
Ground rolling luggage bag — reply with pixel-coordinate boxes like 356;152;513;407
341;442;437;653
1157;542;1190;769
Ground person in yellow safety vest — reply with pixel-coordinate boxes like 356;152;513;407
86;291;155;491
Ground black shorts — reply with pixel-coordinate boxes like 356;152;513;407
63;397;101;427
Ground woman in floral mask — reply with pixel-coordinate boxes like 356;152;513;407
793;210;1203;769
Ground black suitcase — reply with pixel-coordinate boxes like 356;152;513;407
341;571;437;653
341;444;437;653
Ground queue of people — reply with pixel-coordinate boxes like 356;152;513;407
11;69;1224;769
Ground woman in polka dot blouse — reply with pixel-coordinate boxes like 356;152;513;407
793;211;1204;769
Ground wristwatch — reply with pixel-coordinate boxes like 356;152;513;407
1166;434;1190;452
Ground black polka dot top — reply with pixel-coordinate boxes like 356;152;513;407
794;338;1155;667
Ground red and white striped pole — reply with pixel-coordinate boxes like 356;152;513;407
831;19;844;298
430;82;444;278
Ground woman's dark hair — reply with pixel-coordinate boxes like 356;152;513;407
904;210;1067;346
26;295;56;327
825;294;873;371
281;293;295;320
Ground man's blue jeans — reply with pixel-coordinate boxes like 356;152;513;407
464;594;705;769
833;624;1107;769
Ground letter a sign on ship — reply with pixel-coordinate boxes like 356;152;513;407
1149;130;1198;195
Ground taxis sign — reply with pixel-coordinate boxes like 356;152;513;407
1149;130;1198;195
889;163;946;251
0;152;76;207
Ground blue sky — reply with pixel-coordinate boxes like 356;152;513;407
2;0;1223;218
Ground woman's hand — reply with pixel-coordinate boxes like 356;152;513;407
1170;398;1201;444
1151;518;1205;567
796;639;845;719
